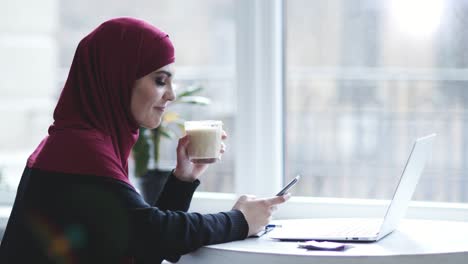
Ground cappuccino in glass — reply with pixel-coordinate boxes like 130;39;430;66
184;120;223;163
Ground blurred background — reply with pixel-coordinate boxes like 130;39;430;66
1;0;467;204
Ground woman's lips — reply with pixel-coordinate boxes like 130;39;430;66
154;106;166;112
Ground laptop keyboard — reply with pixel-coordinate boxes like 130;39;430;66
268;219;384;240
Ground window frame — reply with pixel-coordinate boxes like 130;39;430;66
234;0;285;196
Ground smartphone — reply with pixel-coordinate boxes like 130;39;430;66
276;174;301;196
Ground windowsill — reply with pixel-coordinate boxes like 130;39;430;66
188;192;468;222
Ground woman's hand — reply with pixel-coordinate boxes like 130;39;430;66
232;194;291;237
173;131;227;182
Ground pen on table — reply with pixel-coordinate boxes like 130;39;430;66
265;224;282;229
254;224;283;237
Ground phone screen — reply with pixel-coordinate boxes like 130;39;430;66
276;174;301;196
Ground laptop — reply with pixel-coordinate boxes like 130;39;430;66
269;133;436;242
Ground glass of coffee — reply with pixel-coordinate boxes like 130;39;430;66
184;120;223;164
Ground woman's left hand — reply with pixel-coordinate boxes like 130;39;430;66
173;131;227;182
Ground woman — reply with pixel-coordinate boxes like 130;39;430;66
0;17;289;263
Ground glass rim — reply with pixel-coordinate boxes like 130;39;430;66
184;120;223;127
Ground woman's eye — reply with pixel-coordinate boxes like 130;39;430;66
155;78;166;86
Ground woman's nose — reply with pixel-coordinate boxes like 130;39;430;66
164;87;176;101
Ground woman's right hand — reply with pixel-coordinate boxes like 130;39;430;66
232;194;291;237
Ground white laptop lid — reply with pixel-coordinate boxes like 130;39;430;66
269;134;436;242
377;133;436;239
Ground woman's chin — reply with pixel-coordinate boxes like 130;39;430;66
148;123;160;129
152;120;162;129
139;116;162;129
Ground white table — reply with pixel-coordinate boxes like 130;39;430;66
179;219;468;264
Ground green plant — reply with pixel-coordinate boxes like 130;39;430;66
132;85;211;177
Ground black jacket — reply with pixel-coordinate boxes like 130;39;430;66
0;167;248;263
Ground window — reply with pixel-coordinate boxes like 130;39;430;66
285;0;468;203
0;1;57;203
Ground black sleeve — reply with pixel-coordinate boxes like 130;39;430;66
129;207;248;263
155;172;200;211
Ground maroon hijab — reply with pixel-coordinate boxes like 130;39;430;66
27;17;175;185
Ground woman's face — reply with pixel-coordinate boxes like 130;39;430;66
131;63;175;129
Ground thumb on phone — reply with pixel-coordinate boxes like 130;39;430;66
265;194;291;206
